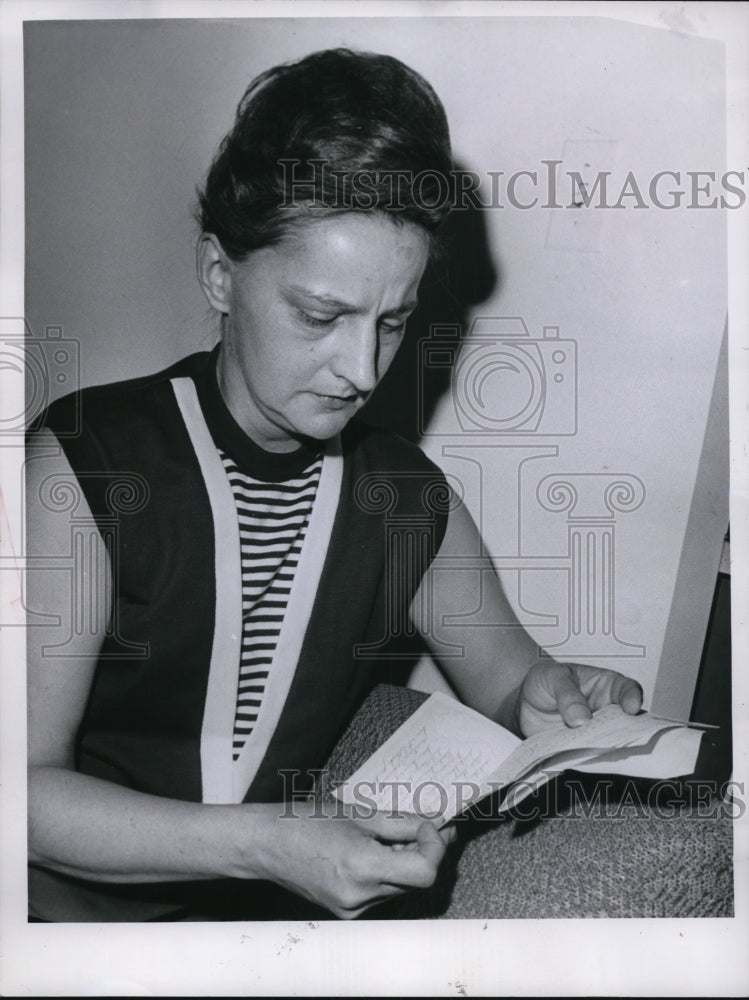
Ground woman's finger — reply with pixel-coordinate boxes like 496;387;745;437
610;673;644;715
377;820;447;890
549;664;593;727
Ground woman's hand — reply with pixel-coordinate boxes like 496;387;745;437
415;499;644;740
253;800;455;919
28;764;455;920
516;661;644;737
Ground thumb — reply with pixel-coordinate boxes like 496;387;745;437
416;820;448;868
611;673;644;716
551;664;592;728
354;808;428;843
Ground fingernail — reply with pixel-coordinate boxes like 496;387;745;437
567;706;589;727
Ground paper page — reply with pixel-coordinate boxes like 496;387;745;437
485;704;688;788
333;692;521;823
494;712;704;812
497;748;616;813
333;698;703;824
572;724;703;778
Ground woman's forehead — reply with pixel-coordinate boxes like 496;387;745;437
243;213;430;301
281;211;429;257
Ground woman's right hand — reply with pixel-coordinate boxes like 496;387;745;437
249;800;455;919
26;431;454;917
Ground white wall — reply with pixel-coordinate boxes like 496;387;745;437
24;16;728;711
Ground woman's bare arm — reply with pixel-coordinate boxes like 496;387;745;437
411;494;642;735
26;430;450;916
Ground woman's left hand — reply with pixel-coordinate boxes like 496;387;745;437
517;661;643;737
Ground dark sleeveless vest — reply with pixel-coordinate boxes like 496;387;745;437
32;349;448;919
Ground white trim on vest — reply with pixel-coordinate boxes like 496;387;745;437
170;376;343;804
171;376;242;803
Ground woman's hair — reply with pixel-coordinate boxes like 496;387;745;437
197;48;453;260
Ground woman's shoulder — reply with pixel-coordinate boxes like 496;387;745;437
341;419;451;537
342;417;446;478
32;351;214;438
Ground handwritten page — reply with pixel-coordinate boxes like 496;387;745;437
496;713;703;812
488;704;691;787
571;725;703;778
333;692;521;823
333;695;704;824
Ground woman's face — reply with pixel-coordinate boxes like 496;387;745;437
215;212;430;452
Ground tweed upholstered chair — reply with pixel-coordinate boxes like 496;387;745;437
319;684;733;920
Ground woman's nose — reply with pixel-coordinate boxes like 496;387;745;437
333;325;379;395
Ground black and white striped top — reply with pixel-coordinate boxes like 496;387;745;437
219;449;323;760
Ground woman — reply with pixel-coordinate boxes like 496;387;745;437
27;48;642;921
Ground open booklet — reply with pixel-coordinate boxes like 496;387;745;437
333;693;705;826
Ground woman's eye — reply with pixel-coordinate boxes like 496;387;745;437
298;310;406;336
380;322;406;337
299;310;338;329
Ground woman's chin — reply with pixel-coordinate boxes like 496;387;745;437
294;401;359;441
302;413;355;442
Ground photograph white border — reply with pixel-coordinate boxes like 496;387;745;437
1;1;747;995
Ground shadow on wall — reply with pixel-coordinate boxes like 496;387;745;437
361;160;499;442
357;162;498;690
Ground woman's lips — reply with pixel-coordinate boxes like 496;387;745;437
314;392;358;410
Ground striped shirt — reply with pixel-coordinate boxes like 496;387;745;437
219;448;323;760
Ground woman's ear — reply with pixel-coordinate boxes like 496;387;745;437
196;234;233;314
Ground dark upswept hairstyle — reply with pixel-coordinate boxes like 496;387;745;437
197;48;453;260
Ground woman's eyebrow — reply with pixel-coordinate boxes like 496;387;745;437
284;286;357;310
383;300;419;317
283;284;418;316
